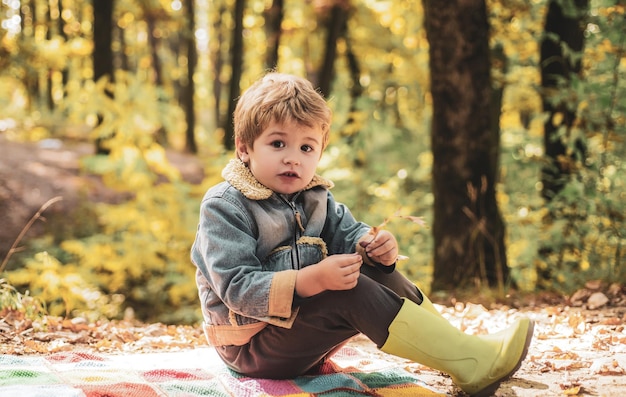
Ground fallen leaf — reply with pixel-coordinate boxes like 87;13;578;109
591;358;626;375
600;317;622;326
570;289;591;306
585;280;604;291
587;292;609;310
561;385;581;395
567;313;587;334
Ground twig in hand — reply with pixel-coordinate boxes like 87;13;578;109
366;210;426;261
0;196;63;273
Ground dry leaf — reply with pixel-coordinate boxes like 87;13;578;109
587;292;609;310
585;280;604;291
567;313;587;334
591;358;626;375
600;317;622;326
570;289;591;306
561;385;581;395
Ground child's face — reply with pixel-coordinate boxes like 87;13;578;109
237;120;324;195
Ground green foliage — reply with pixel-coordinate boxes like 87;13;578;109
500;0;626;293
319;139;434;287
6;150;210;324
535;2;626;292
58;181;201;324
7;251;121;321
534;167;626;292
4;139;228;324
63;70;186;149
1;0;625;322
0;278;46;321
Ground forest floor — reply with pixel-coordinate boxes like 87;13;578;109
1;302;626;396
1;133;626;396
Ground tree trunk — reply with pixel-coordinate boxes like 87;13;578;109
145;11;163;87
183;0;198;154
22;0;40;110
93;1;114;87
424;0;508;292
46;1;54;111
116;24;130;71
540;0;589;200
57;0;69;98
93;0;115;155
144;6;168;146
211;5;227;134
223;0;245;151
343;23;363;149
316;4;349;98
264;0;283;70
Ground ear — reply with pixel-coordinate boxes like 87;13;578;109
235;138;250;163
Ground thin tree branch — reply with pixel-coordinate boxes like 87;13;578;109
0;196;63;273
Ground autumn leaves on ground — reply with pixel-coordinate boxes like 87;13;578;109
2;281;626;396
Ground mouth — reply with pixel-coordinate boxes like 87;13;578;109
279;171;300;178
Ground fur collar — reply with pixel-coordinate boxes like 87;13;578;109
222;159;334;200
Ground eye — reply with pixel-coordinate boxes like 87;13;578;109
271;140;285;148
301;145;314;153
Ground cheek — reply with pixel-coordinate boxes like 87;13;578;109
305;157;320;170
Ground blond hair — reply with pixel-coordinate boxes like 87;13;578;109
233;73;332;151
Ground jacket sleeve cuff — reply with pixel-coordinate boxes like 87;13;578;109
374;261;396;273
269;269;298;318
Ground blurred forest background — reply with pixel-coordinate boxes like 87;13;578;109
0;0;624;325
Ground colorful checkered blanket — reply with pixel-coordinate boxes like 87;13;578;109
0;345;448;396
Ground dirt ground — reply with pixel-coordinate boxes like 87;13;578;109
1;133;626;396
1;302;625;397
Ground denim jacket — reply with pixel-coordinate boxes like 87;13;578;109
191;159;372;347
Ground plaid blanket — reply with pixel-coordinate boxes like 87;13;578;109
0;345;448;396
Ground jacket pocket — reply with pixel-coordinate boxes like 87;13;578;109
262;236;328;270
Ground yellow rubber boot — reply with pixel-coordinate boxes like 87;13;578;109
415;286;442;318
381;298;534;396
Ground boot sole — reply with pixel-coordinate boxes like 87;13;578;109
471;319;535;397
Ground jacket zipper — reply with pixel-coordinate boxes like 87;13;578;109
280;194;304;269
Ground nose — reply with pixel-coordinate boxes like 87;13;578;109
283;150;300;165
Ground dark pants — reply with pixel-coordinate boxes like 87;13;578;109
215;267;423;379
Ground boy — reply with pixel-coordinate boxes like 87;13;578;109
191;72;534;396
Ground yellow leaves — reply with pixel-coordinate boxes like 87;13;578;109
560;384;581;395
67;37;93;57
26;126;51;141
84;141;181;192
144;144;181;182
6;252;114;319
593;359;626;376
49;171;199;322
402;35;419;49
118;11;136;29
37;36;68;70
551;346;581;361
566;311;585;331
552;112;564;127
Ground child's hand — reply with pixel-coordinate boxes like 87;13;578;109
359;230;398;266
317;253;363;291
295;253;362;297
